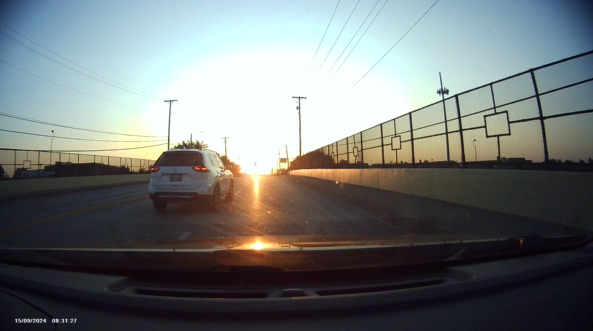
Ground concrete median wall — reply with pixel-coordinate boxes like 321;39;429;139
0;174;151;200
290;169;593;231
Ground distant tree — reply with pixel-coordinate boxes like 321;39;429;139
219;155;242;176
172;136;208;150
579;159;586;164
0;164;4;180
12;168;26;179
289;150;336;170
588;157;593;164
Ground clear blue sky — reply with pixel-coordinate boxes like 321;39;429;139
0;0;591;172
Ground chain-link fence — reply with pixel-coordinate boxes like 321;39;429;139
0;148;156;179
291;50;593;172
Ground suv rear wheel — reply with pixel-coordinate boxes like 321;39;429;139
226;180;234;202
209;185;220;212
153;199;167;212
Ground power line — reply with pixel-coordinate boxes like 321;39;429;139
326;0;381;74
0;21;153;97
332;0;389;78
0;59;147;110
307;0;341;72
0;128;167;142
0;112;166;138
350;0;440;89
316;0;361;74
53;143;167;153
0;30;151;98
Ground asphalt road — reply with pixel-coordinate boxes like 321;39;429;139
0;175;577;249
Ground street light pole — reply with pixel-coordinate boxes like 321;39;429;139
50;130;54;165
437;72;450;162
292;96;307;157
164;100;178;150
473;139;477;162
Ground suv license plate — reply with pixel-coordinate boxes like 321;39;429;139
170;174;182;182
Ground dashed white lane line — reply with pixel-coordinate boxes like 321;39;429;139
178;232;191;240
234;189;242;196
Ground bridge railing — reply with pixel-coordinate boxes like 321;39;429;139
291;50;593;171
0;148;156;179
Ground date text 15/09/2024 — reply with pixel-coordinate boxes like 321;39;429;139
15;318;77;323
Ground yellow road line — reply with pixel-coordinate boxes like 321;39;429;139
0;194;146;236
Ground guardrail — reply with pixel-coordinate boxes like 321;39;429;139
0;148;156;179
291;50;593;171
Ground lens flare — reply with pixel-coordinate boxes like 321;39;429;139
250;240;265;250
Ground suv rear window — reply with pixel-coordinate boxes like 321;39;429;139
155;152;203;166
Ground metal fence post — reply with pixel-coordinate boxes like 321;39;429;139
530;70;550;163
346;137;350;168
360;132;364;168
335;142;338;167
442;99;450;162
409;113;415;166
489;84;501;161
393;119;398;165
380;124;385;167
455;95;466;167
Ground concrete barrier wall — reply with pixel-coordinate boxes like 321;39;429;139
0;174;151;198
291;169;593;231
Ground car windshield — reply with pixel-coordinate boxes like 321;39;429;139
156;152;203;167
0;0;591;272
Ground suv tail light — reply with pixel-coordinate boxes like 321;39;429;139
193;165;210;173
150;165;160;173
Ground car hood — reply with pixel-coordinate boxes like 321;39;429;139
0;233;591;273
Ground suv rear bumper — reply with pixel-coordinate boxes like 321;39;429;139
150;192;205;202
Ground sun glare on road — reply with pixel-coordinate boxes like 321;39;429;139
252;175;260;207
252;176;260;193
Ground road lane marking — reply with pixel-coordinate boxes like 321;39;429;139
0;194;147;236
178;232;191;240
234;189;242;196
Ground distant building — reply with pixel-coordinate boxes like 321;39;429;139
500;157;532;164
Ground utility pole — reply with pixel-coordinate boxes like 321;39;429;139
221;137;229;157
164;100;177;150
285;144;290;169
437;72;450;162
292;96;307;157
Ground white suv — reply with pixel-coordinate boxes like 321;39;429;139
149;149;234;212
